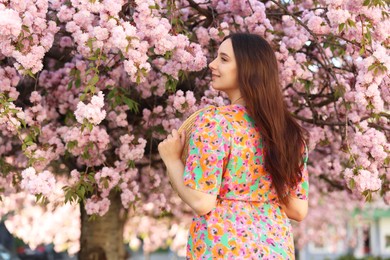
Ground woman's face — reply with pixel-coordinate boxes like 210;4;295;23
209;39;239;97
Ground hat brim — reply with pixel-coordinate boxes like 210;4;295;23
178;107;210;163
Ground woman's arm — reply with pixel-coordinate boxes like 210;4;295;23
280;196;308;222
164;159;217;216
282;143;309;222
158;129;217;216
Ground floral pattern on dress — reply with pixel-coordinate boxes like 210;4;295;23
183;105;309;260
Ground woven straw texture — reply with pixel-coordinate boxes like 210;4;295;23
178;106;212;163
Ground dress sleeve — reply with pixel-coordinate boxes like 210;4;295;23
289;143;309;200
183;107;231;195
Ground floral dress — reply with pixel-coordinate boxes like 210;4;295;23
183;105;309;260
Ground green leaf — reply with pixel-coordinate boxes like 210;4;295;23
64;190;72;204
68;81;73;90
88;74;99;86
107;88;117;99
127;160;135;168
122;96;139;113
164;51;173;59
384;156;390;166
368;63;377;71
67;140;78;150
359;45;366;55
347;19;356;27
334;84;346;99
149;4;160;10
363;0;371;6
22;25;30;32
77;185;86;198
80;93;86;101
25;69;36;79
363;190;372;202
103;179;109;189
338;23;345;32
88;173;95;183
75;77;81;88
364;32;372;43
82;150;91;159
349;178;355;189
87;122;93;132
25;141;34;146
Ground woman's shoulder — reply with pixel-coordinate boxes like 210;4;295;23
215;104;248;120
194;104;248;127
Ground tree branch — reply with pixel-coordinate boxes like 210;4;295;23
186;0;215;27
293;114;345;126
319;174;346;191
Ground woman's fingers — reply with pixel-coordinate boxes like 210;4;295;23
158;129;184;161
180;129;186;145
171;129;179;138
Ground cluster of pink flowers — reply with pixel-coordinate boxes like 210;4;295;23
21;167;56;196
94;167;120;198
59;126;110;167
118;168;139;209
281;15;310;51
116;134;147;163
0;9;22;41
24;91;48;125
0;102;25;135
2;188;80;254
106;106;128;128
0;67;20;100
170;90;197;114
0;0;59;73
135;71;167;98
74;91;106;125
327;9;351;27
304;11;331;34
84;196;110;216
345;169;382;193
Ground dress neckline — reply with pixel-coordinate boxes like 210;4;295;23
229;103;247;108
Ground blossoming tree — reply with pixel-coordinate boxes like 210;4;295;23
0;0;389;258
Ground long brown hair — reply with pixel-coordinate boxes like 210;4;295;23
225;33;307;204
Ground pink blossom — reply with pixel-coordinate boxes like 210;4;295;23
327;9;351;27
353;169;382;193
85;196;111;216
74;91;106;125
29;91;42;103
12;45;46;73
94;167;120;196
21;167;56;196
57;6;75;22
116;134;147;162
307;15;330;34
0;9;23;40
121;188;136;208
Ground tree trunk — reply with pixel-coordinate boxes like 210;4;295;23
79;193;127;260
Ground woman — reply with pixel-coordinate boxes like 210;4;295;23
158;33;309;259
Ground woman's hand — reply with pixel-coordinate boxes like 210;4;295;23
158;129;186;164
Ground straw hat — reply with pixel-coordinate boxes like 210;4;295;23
178;106;213;163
